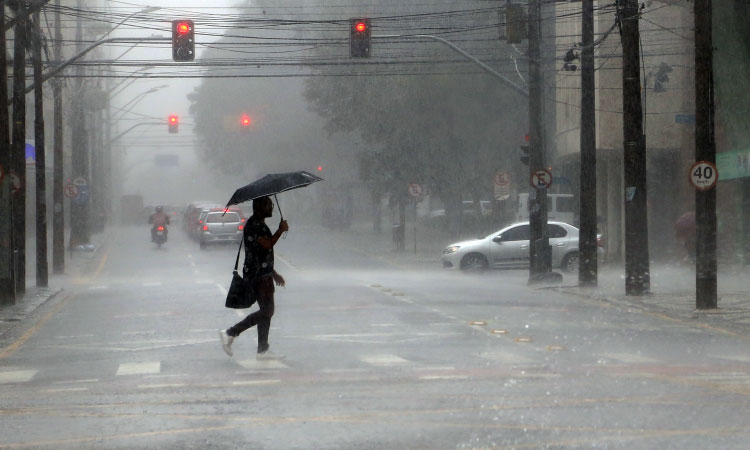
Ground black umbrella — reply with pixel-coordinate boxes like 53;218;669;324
225;171;323;220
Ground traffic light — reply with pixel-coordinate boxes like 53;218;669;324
172;20;195;62
350;18;371;58
240;113;252;127
520;145;530;166
168;114;179;133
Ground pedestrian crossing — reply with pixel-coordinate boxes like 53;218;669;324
0;349;544;390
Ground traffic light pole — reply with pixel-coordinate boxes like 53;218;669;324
694;0;717;309
527;0;552;282
620;0;650;296
578;0;598;287
32;10;47;287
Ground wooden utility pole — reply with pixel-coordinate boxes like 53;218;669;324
69;0;90;248
527;0;552;283
11;3;28;295
620;0;650;295
579;0;597;287
32;9;47;287
52;0;64;274
0;6;14;305
694;0;717;309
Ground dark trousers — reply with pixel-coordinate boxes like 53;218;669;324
227;276;275;352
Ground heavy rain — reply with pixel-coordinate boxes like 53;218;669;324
0;1;749;449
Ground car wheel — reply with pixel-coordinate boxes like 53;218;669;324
460;253;488;272
561;252;579;273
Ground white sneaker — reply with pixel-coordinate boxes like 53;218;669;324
256;350;285;361
219;330;234;357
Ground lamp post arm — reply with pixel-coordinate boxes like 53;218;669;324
24;36;170;95
375;34;529;98
110;122;162;145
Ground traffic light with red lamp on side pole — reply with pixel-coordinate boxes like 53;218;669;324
350;18;371;58
172;20;195;62
168;115;179;133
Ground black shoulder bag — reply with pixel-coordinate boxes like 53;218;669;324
225;240;256;309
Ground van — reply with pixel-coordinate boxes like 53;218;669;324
516;193;576;225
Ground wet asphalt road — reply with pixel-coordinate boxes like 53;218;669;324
1;224;749;449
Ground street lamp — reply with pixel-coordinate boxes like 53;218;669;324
98;6;161;41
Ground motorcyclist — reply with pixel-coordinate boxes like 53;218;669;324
149;206;170;242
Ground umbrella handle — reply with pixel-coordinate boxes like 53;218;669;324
273;194;288;239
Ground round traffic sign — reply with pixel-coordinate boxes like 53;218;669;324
64;184;79;199
531;169;553;189
408;183;422;197
494;171;510;187
689;161;718;191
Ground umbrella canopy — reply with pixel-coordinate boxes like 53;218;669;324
225;171;323;218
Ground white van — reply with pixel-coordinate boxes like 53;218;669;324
516;193;576;225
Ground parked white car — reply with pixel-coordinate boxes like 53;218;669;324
441;221;604;273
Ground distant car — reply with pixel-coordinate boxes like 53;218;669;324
441;221;604;273
199;210;244;249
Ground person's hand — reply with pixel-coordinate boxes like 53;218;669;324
272;272;285;287
278;220;289;233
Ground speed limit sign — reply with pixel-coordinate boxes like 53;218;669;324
689;161;718;191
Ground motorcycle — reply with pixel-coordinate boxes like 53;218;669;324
153;225;168;248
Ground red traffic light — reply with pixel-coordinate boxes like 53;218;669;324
240;114;251;126
168;115;178;124
317;165;323;172
354;21;367;33
176;22;191;35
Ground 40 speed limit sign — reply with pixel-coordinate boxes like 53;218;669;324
689;160;718;191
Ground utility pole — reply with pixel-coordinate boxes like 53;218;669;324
579;0;597;286
69;0;90;248
620;0;650;295
11;3;28;295
694;0;717;309
52;0;64;274
32;9;47;287
527;0;552;283
0;5;14;305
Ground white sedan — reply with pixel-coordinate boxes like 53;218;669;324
441;221;603;273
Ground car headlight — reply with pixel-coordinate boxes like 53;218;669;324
443;246;460;255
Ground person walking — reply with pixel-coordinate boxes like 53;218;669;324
219;196;288;359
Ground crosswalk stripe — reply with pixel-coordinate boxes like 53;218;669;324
116;362;161;376
360;354;409;366
232;379;281;386
0;369;37;384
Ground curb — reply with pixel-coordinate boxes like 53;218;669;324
555;286;750;339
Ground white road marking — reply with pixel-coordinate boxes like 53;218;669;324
53;334;94;339
419;375;469;381
138;383;187;389
116;362;161;376
232;379;281;386
121;331;156;335
0;370;37;384
480;351;535;365
603;353;659;364
52;378;98;384
142;282;162;287
41;387;89;393
236;359;288;370
361;354;409;366
88;285;108;290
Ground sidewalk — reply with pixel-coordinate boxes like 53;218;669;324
314;220;750;337
0;231;110;341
